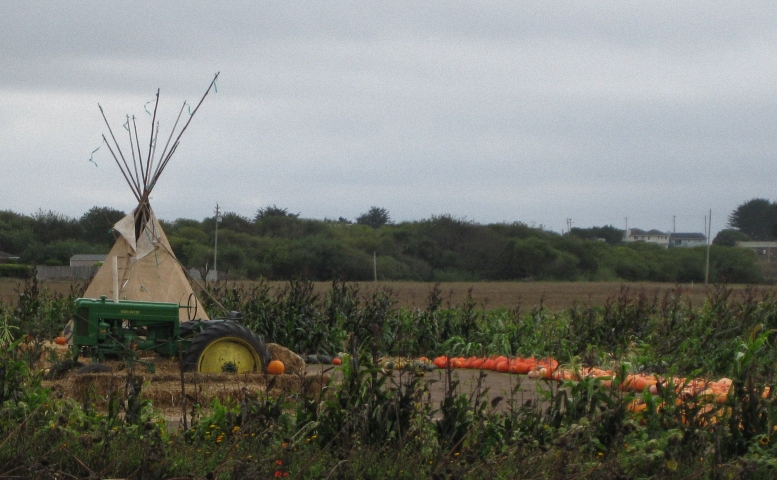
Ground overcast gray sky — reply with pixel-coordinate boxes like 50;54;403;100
2;2;776;236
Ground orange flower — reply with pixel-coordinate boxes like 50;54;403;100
276;459;283;465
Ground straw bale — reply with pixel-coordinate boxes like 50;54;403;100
267;343;305;375
68;372;128;406
46;355;334;413
265;374;302;395
301;373;331;397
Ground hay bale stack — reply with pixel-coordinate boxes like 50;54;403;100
59;366;331;410
68;373;129;406
267;343;305;375
301;373;331;397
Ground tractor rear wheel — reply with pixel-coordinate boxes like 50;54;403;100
75;363;112;375
182;322;271;374
179;321;198;338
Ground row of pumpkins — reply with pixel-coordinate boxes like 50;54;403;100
429;355;761;408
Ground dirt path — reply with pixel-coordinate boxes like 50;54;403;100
304;363;547;412
46;359;547;429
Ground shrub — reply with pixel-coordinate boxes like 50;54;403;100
0;264;33;279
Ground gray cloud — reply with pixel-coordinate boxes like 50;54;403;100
2;2;776;236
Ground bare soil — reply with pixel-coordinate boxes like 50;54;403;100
43;356;546;431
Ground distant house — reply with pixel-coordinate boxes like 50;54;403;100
70;254;107;267
669;232;707;248
0;251;20;264
625;229;670;248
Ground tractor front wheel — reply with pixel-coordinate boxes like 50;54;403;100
182;322;271;374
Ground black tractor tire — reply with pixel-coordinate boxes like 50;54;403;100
182;321;271;374
179;321;199;339
306;354;320;364
75;363;112;375
45;360;84;380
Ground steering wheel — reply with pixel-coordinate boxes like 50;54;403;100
186;292;198;320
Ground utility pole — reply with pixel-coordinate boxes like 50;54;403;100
673;215;676;233
705;210;711;286
624;217;628;241
213;203;221;282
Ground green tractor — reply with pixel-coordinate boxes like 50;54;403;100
69;296;271;374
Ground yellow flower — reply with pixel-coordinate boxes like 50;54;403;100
760;436;770;446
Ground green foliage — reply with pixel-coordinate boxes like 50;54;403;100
714;228;751;246
728;197;777;240
1;205;772;282
78;206;126;246
0;264;33;279
254;204;299;220
570;225;624;245
356;206;391;229
5;282;777;476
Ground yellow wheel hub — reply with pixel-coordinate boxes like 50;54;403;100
197;336;260;373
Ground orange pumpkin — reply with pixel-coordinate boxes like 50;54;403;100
433;356;449;369
471;358;486;369
54;336;67;345
633;376;657;392
267;360;285;375
538;357;559;372
332;357;342;365
511;361;530;375
526;357;539;370
461;356;477;369
496;361;510;373
493;355;508;365
450;357;465;368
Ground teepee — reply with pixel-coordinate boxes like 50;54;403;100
83;73;220;322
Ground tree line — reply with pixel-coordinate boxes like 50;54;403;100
0;203;766;283
714;198;777;246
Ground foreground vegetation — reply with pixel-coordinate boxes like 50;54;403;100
1;279;777;478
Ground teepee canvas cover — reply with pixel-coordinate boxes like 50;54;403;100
83;207;208;322
81;73;220;322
